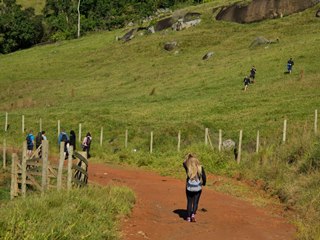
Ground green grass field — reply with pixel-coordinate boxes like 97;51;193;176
0;2;319;151
1;1;320;239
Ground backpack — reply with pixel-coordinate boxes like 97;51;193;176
61;133;68;143
26;134;32;146
187;177;202;192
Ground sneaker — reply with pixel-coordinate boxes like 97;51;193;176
186;217;191;222
191;214;196;222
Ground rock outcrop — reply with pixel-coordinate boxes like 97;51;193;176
216;0;317;23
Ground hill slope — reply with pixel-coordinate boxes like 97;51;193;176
0;2;319;147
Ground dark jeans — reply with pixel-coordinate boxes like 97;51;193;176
186;189;202;218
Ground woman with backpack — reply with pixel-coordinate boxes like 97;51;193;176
183;153;206;222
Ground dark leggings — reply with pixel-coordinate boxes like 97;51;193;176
186;189;202;217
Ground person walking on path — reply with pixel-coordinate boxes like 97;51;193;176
287;58;294;74
82;132;92;158
243;76;250;91
183;153;206;222
249;66;256;83
26;130;35;157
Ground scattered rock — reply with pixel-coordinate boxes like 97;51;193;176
183;12;201;22
172;18;201;31
164;41;177;51
202;52;214;60
249;36;279;48
222;139;236;150
118;28;137;42
148;26;155;34
316;9;320;17
155;17;175;31
216;0;317;23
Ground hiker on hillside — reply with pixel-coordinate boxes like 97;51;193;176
183;153;206;222
249;66;256;83
70;130;76;159
58;129;69;159
82;132;92;159
26;130;35;157
287;58;294;74
243;76;250;91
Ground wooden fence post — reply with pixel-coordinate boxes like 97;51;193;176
21;141;27;198
256;130;260;153
22;115;25;133
41;140;49;193
125;129;128;149
237;130;242;164
150;131;153;154
283;119;287;143
67;146;73;191
10;153;17;200
57;120;60;137
2;139;6;169
4;112;8;132
205;128;208;146
177;130;181;152
100;127;103;147
79;123;82;143
218;129;222;152
57;142;65;191
315;109;318;135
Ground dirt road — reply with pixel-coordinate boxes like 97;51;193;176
89;164;295;240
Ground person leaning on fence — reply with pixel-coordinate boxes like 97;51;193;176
26;130;35;157
183;153;206;223
82;132;92;158
35;131;43;158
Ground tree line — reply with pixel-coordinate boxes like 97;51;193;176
0;0;203;54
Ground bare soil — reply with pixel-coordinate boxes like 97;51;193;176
89;163;296;240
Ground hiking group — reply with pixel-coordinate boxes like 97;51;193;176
26;129;92;159
243;58;294;91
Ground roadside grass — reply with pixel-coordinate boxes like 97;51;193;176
0;186;135;240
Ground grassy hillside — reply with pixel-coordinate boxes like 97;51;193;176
0;2;319;151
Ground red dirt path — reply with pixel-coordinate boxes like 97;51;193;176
89;163;296;240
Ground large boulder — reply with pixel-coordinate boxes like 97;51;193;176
118;29;137;42
183;12;201;22
155;17;175;31
250;36;279;48
216;0;317;23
